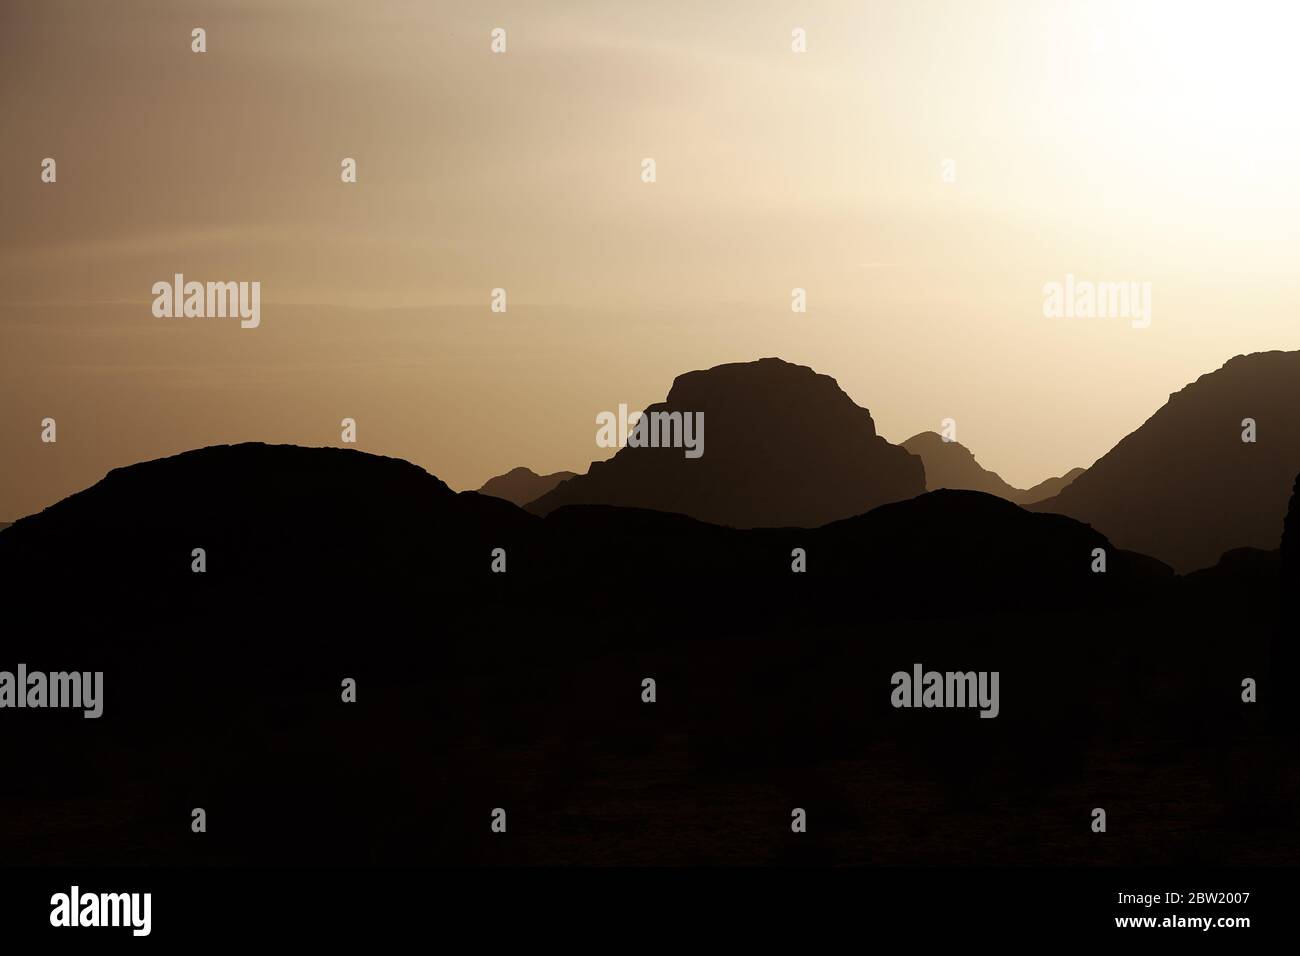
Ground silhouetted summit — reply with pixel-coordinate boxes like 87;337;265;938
477;466;576;506
0;442;537;581
527;358;925;527
1033;351;1300;573
796;488;1172;612
902;432;1083;505
903;432;1021;499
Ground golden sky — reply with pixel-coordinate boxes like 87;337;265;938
3;0;1299;520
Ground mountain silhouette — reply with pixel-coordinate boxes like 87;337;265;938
526;358;925;527
3;439;1294;866
1018;467;1087;504
0;443;1138;599
1032;351;1300;573
477;466;576;506
902;432;1083;505
0;442;539;581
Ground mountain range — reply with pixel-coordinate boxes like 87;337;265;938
477;350;1298;572
901;431;1084;505
1030;350;1300;572
1;435;1292;865
13;350;1296;574
2;351;1298;865
526;357;925;527
477;467;576;507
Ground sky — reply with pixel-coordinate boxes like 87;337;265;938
3;0;1300;520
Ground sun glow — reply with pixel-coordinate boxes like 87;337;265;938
1043;1;1300;232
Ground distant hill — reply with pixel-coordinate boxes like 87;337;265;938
477;466;576;506
527;358;925;527
1018;467;1086;504
1032;351;1300;572
901;432;1022;499
902;433;1083;505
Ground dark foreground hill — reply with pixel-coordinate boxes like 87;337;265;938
0;444;1292;866
0;442;538;582
527;358;926;527
1286;473;1300;585
902;431;1084;505
1033;351;1300;572
1278;474;1300;719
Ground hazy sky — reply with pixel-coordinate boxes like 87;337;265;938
3;0;1300;520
